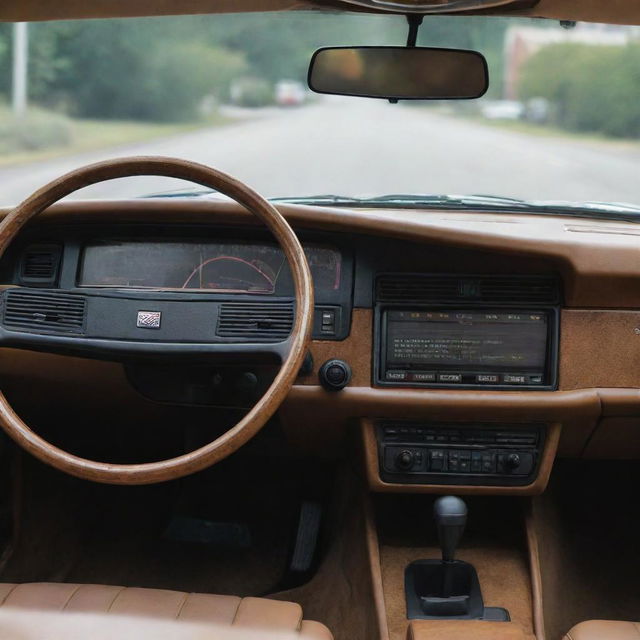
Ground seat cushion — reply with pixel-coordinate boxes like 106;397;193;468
407;620;532;640
0;583;332;640
564;621;640;640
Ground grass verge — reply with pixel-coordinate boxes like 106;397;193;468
0;108;230;168
462;114;640;151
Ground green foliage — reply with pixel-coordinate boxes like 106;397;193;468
0;19;248;122
135;43;247;121
230;77;274;108
0;108;73;153
519;42;640;138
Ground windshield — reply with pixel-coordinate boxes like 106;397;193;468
1;14;639;210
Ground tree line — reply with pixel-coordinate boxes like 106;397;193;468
519;42;640;138
0;13;511;122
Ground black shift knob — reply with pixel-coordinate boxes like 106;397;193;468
434;496;467;563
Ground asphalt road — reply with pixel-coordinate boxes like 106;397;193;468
1;99;639;207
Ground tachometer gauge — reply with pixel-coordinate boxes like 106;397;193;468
79;240;342;295
182;256;277;293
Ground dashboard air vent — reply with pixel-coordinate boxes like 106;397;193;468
376;274;560;305
20;244;62;285
217;302;294;340
3;290;86;333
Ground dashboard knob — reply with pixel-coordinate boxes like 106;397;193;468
395;450;415;471
318;359;352;391
506;453;521;470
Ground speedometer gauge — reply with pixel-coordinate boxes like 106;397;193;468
78;240;342;295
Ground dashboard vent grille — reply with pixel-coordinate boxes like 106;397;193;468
20;244;62;285
376;274;560;305
3;290;86;333
217;302;294;340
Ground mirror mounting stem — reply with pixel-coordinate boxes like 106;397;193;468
406;14;424;48
390;15;424;103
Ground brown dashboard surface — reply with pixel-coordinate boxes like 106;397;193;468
0;198;638;474
297;308;640;391
1;198;638;308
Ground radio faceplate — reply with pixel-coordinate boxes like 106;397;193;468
373;274;560;390
377;422;545;487
376;307;558;390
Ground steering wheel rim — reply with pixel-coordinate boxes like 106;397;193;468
0;157;314;484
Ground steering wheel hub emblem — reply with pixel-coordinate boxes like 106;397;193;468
137;310;162;329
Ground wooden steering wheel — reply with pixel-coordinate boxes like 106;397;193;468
0;157;314;484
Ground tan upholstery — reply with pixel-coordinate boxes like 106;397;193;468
407;620;529;640
564;621;640;640
0;583;332;640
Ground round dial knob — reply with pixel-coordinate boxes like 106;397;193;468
395;450;415;471
318;359;352;391
506;453;521;470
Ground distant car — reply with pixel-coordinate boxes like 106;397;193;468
525;97;552;124
480;100;525;120
275;80;306;106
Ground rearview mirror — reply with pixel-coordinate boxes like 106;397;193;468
308;46;488;101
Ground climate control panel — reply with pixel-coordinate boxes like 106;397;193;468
377;422;545;486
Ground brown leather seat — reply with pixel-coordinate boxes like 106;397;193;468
0;583;332;640
564;621;640;640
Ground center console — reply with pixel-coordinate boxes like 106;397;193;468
365;274;561;492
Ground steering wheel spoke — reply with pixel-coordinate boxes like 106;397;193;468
0;323;293;362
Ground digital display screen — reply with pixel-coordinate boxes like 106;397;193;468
384;310;549;385
78;241;342;294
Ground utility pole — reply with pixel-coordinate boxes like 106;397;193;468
12;22;28;118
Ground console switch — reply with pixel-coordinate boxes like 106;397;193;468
430;450;445;472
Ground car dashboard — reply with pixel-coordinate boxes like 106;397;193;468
0;197;639;495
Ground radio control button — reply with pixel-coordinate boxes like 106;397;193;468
438;373;462;383
410;372;436;382
395;450;415;471
448;451;460;472
503;374;527;384
507;453;522;470
476;374;499;384
430;450;445;472
471;452;483;473
386;371;407;381
481;454;496;473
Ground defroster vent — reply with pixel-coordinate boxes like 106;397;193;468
376;274;560;305
3;290;86;334
217;302;293;340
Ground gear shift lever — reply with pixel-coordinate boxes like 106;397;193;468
434;496;467;563
434;496;467;599
405;495;508;621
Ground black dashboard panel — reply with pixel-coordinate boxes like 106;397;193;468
0;224;355;360
377;421;546;486
78;240;342;294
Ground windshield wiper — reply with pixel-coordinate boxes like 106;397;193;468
144;187;217;199
272;194;640;223
272;193;537;207
272;194;366;205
